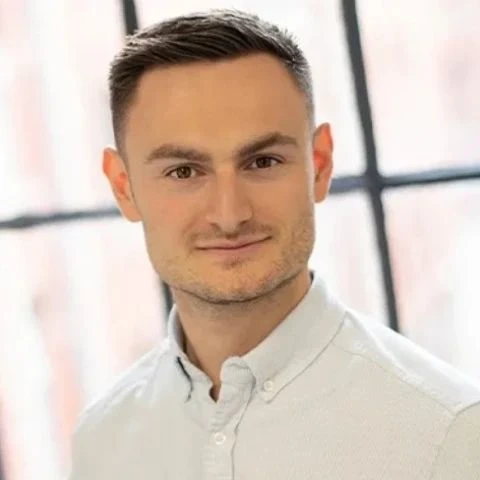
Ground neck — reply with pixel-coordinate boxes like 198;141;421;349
171;268;312;399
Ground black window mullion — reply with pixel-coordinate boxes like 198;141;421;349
383;165;480;188
341;0;400;332
0;207;121;230
120;0;139;36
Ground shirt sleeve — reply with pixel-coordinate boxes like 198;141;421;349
430;402;480;479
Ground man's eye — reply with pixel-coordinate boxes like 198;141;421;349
167;166;197;179
249;156;280;169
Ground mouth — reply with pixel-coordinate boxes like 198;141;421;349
198;237;270;258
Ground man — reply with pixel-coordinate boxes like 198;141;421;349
68;8;480;479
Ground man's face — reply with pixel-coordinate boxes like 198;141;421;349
104;53;333;304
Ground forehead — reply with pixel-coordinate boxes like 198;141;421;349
124;54;310;159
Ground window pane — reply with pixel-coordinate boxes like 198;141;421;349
136;0;365;175
385;181;480;379
0;1;123;218
311;193;388;324
359;0;480;173
0;218;164;480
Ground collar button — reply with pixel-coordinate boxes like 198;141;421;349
263;380;274;392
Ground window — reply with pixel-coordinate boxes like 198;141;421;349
0;1;479;479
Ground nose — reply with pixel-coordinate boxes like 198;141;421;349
204;172;253;235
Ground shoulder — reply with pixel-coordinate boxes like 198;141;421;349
74;338;174;434
67;339;179;477
331;308;480;416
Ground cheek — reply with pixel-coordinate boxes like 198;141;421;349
142;195;198;246
270;174;311;207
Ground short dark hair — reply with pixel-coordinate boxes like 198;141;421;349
108;8;315;155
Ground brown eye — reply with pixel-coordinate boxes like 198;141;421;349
168;166;196;179
250;156;280;169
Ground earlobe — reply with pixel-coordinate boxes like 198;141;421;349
102;147;142;222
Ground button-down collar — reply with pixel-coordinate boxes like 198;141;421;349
166;271;346;403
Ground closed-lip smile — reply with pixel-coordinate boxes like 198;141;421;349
197;237;269;250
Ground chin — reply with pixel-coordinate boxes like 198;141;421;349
196;286;269;304
192;266;284;304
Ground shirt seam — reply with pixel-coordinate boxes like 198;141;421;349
263;309;348;402
428;401;480;480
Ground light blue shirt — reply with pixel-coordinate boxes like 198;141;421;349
68;273;480;479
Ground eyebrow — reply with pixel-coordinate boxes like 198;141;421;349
143;131;299;165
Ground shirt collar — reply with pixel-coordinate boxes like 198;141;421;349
165;271;346;402
165;306;195;401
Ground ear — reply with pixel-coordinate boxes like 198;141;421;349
312;123;334;203
102;147;142;222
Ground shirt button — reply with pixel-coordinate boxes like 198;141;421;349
213;432;226;445
263;380;274;392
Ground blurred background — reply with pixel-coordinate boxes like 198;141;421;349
0;0;479;479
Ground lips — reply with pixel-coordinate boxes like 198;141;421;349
198;237;269;250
